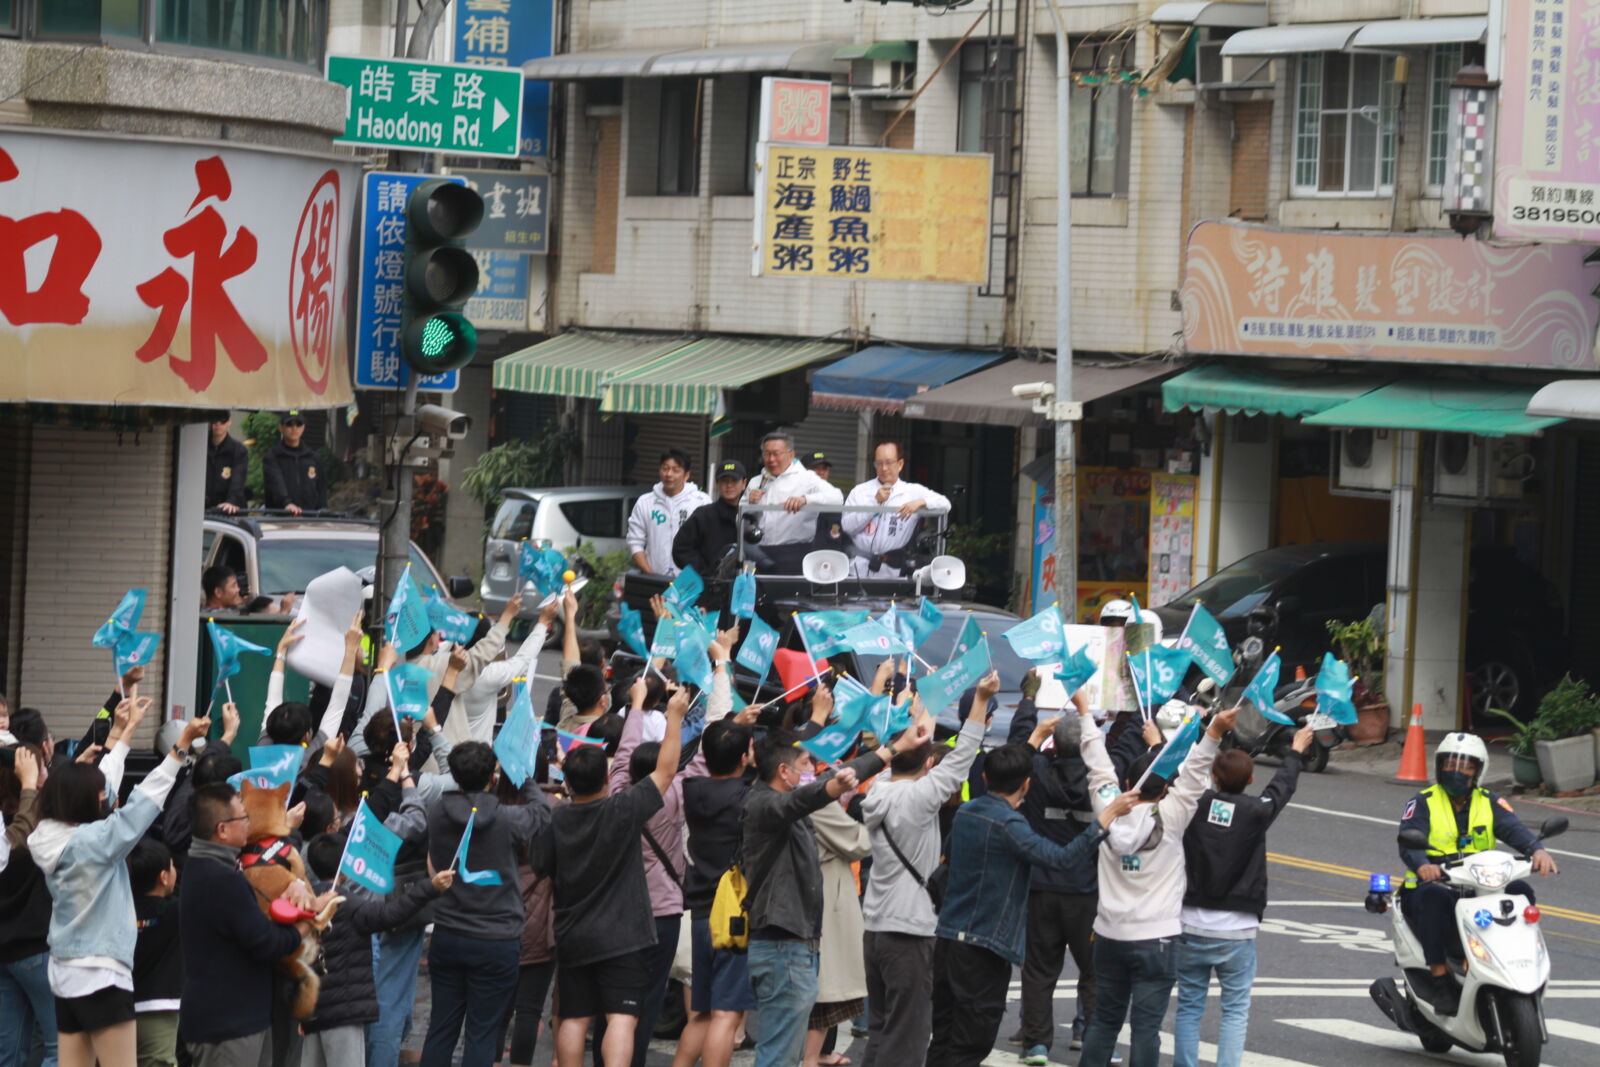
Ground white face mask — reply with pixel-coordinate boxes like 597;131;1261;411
797;772;816;786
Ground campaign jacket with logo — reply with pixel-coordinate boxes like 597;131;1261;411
626;481;710;576
1181;751;1302;920
262;441;327;510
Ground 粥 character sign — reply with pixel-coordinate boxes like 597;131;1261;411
758;77;831;146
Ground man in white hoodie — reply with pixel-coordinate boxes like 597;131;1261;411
743;432;842;570
626;449;710;576
1077;699;1235;1067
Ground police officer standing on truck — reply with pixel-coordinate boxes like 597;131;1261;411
206;415;249;513
262;410;327;515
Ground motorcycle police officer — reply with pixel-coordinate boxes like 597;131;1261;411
1398;732;1558;1014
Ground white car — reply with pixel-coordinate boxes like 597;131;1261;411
480;486;643;618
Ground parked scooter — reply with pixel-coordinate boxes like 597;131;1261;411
1367;818;1567;1067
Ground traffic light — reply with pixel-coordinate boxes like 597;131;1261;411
400;179;484;375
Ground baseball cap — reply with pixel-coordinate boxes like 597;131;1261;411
804;451;830;469
714;460;747;481
279;410;306;425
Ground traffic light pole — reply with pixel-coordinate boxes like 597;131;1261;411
1043;0;1080;622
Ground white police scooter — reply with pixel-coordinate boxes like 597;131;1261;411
1367;817;1567;1066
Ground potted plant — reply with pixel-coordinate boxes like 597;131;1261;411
1530;675;1600;793
1485;707;1550;788
1326;618;1389;744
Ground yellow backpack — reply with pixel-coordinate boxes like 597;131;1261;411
709;860;751;952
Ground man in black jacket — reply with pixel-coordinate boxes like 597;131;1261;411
1171;725;1311;1067
262;411;326;514
206;416;249;512
1007;670;1158;1062
180;784;323;1067
673;461;746;576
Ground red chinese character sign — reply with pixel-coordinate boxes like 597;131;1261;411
0;131;357;408
758;78;831;146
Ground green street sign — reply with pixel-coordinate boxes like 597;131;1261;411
326;55;524;158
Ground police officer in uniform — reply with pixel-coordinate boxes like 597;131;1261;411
262;410;327;515
205;415;249;512
1398;732;1558;1014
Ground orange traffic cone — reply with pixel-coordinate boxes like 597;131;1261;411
1394;702;1428;785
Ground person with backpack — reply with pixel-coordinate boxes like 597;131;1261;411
857;672;994;1066
1172;726;1312;1067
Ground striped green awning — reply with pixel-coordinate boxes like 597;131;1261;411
492;331;693;399
1162;363;1387;419
599;336;852;415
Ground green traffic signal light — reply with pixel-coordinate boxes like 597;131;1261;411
400;179;485;375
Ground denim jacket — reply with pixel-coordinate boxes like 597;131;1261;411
935;793;1107;964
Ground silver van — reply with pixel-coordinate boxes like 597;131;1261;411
480;486;643;617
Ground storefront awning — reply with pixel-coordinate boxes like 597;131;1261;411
1348;17;1487;48
812;346;1007;414
1221;22;1366;56
903;358;1174;428
1151;2;1269;28
836;41;917;63
647;40;851;77
1304;381;1565;437
492;331;693;399
1162;364;1387;418
599;336;851;415
1527;380;1600;421
522;48;687;79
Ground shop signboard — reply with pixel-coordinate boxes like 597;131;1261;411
0;129;356;408
453;0;555;157
1494;0;1600;243
753;144;991;284
452;169;550;254
1148;473;1197;607
464;250;530;330
1181;221;1600;370
758;77;831;145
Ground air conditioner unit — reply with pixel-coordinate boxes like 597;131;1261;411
1331;428;1395;494
1220;52;1273;87
1431;433;1533;503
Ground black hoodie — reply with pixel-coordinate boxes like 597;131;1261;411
426;784;550;941
681;774;751;918
673;497;739;576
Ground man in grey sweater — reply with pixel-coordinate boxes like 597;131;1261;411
740;683;930;1067
857;672;996;1066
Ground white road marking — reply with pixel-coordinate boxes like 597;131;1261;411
1289;801;1600;865
983;1024;1316;1066
1546;1019;1600;1046
1269;900;1366;907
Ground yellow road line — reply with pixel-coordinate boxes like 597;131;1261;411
1266;852;1600;928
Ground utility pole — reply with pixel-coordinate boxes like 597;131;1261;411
377;0;454;606
1042;0;1081;619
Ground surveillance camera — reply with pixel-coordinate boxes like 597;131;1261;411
416;404;471;441
1011;381;1055;402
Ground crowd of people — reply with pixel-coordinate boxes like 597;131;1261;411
0;563;1341;1067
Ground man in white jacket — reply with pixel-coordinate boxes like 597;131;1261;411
842;442;951;578
626;449;709;576
1077;699;1235;1067
743;432;842;568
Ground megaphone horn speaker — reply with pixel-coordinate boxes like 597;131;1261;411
801;550;851;585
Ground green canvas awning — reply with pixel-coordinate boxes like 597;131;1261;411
599;336;852;415
1303;380;1565;437
1162;364;1386;418
492;331;693;399
836;40;917;63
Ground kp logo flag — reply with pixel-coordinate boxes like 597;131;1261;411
796;610;870;658
1001;606;1066;664
736;615;781;679
385;565;433;651
948;614;983;664
92;589;147;649
649;614;678;659
425;594;479;644
838;620;908;657
1055;643;1100;700
494;681;539;787
339;798;403;894
800;677;873;762
1147;709;1204;781
520;544;567;596
673;617;714;692
920;638;992;717
1177;603;1235;686
228;744;303;791
113;631;162;678
1314;653;1358;726
665;566;705;612
1126;645;1193;710
1243;651;1295;726
207;620;272;697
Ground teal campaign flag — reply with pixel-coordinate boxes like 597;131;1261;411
1001;606;1067;664
1126;645;1193;710
948;614;983;664
228;744;303;791
1314;652;1358;726
887;699;913;736
832;675;877;726
1243;651;1295;726
920;638;992;717
736;615;781;680
386;566;433;651
453;810;503;885
673;617;714;692
520;545;567;596
1055;643;1100;699
339;798;402;894
113;631;162;678
425;594;479;644
649;614;678;659
1147;708;1205;781
389;663;433;720
800;679;873;762
796;610;870;658
901;597;944;650
666;566;705;612
865;694;894;738
207;619;272;698
1177;603;1235;686
494;682;539;787
93;589;147;648
618;602;650;660
839;619;908;657
730;569;757;619
799;717;863;762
